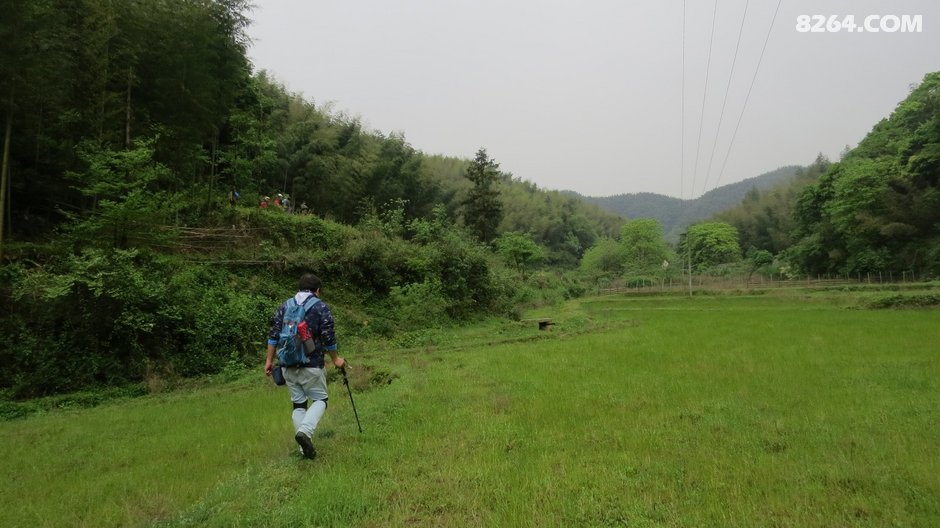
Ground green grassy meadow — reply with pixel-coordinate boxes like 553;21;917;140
1;291;938;527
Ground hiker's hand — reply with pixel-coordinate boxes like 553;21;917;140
333;357;345;369
264;359;273;376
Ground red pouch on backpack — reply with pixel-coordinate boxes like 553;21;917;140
297;321;316;353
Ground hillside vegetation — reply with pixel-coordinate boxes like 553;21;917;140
715;156;831;255
789;73;940;276
0;0;621;398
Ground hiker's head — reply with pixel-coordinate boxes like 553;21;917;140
299;273;321;293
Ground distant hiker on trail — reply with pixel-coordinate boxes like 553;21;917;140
229;189;240;207
274;193;283;208
265;273;345;459
300;201;309;215
282;195;291;213
260;196;269;209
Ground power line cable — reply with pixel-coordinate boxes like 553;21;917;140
681;0;699;295
710;0;782;192
700;0;750;196
680;0;686;201
690;0;719;200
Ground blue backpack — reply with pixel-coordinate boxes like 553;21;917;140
276;296;321;367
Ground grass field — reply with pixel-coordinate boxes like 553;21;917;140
1;291;938;527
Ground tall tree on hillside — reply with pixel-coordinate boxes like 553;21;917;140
462;147;502;243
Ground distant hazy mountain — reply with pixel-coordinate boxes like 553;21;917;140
571;166;802;242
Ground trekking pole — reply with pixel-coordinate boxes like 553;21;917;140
340;365;363;433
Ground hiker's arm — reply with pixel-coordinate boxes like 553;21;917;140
264;304;284;376
327;350;344;369
317;306;337;348
316;305;343;368
264;344;276;375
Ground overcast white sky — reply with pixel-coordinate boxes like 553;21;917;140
246;0;940;198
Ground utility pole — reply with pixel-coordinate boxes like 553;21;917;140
686;231;693;297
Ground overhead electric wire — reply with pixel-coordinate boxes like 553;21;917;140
710;0;782;193
689;0;719;200
700;0;750;196
682;0;774;295
680;0;686;200
681;0;695;296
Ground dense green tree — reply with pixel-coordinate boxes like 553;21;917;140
580;238;626;275
462;148;503;243
620;218;672;276
494;231;544;278
746;247;774;281
680;222;742;271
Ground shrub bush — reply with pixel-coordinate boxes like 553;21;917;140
865;294;940;309
0;250;281;397
625;276;656;288
389;280;449;329
1;213;527;397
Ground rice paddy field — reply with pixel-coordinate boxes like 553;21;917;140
1;288;938;527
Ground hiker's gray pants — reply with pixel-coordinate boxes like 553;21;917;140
283;366;328;438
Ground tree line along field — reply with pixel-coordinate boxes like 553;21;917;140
0;289;937;527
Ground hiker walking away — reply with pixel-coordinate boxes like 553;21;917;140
264;273;345;459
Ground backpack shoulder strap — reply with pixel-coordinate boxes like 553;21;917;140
301;296;321;313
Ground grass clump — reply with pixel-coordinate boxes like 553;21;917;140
865;293;940;309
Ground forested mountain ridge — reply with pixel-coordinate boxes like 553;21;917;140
571;165;801;241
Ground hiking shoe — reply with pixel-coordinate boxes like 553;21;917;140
295;432;316;459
